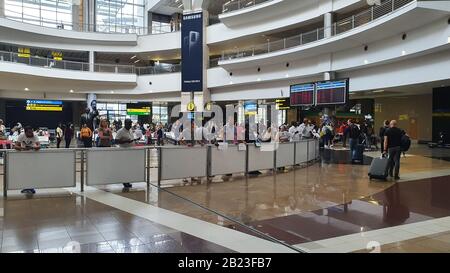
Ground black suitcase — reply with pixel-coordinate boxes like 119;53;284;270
352;144;364;164
368;156;389;180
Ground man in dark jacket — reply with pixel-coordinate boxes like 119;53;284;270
379;120;390;154
348;119;361;163
384;120;404;180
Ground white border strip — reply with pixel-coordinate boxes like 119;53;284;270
294;216;450;253
67;186;296;253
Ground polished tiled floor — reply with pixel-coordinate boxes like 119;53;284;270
0;195;234;253
1;144;450;253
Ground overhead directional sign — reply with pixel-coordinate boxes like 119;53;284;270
26;100;63;111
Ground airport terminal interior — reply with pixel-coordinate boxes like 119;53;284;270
0;0;450;254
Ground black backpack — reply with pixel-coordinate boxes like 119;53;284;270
401;134;411;152
349;125;360;139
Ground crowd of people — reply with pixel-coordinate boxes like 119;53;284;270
3;113;412;194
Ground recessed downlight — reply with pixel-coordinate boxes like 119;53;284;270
70;89;74;93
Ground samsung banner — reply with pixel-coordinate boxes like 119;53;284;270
181;11;203;92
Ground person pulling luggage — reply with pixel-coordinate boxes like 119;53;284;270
383;120;404;180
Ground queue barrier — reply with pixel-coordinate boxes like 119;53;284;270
4;149;76;193
210;144;246;176
86;148;146;186
157;139;320;185
1;147;152;197
1;139;320;197
159;146;208;181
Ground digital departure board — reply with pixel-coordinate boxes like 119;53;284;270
290;83;315;106
275;98;290;110
126;103;151;116
26;100;63;111
315;79;348;105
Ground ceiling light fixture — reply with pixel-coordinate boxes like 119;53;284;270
134;59;140;63
130;55;137;60
24;88;29;91
70;89;74;93
372;90;385;93
110;91;114;94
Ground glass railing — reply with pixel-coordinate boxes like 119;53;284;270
222;0;274;13
220;0;414;61
0;50;181;75
0;8;180;36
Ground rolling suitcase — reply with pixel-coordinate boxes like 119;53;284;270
368;155;389;181
352;144;365;164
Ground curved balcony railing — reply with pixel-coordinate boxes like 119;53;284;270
220;0;414;61
0;8;180;35
0;50;181;76
222;0;274;13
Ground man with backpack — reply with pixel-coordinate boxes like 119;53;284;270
348;119;361;163
383;120;405;180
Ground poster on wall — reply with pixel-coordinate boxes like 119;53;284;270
181;11;203;92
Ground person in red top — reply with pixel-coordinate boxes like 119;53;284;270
340;122;349;147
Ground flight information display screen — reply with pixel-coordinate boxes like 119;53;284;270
315;79;348;105
126;103;151;116
26;100;63;111
290;83;315;106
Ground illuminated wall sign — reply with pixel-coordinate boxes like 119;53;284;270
26;100;63;111
315;79;348;106
244;101;257;116
275;98;290;110
290;83;315;106
52;51;63;61
18;48;30;58
126;103;151;116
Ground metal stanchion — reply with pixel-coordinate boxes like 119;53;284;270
146;148;151;187
245;144;249;177
80;150;84;192
306;139;310;164
157;147;162;187
206;145;212;183
273;144;277;174
293;142;297;167
3;151;7;198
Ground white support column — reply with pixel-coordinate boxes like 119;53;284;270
88;0;95;31
72;0;80;31
0;0;5;17
182;0;192;10
89;51;95;72
324;12;334;38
